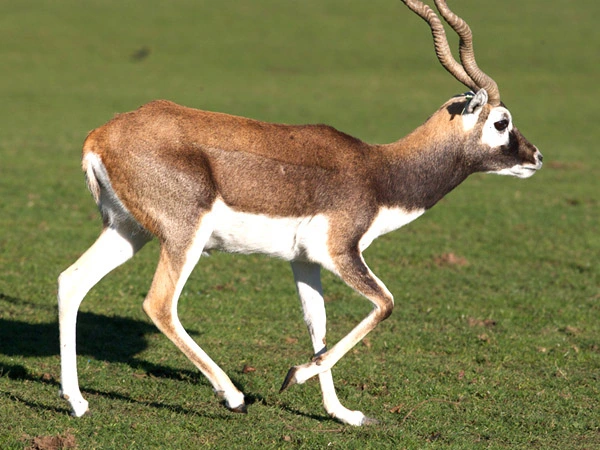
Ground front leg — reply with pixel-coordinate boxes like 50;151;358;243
288;260;382;426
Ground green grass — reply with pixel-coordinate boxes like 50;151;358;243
1;0;598;448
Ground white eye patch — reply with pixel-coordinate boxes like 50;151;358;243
481;107;513;148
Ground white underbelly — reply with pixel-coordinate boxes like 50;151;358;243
204;200;332;267
202;200;425;271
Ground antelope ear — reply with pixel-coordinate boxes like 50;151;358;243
465;89;488;114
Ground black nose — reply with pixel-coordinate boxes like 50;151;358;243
538;153;543;162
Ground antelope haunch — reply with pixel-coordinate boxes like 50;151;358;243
58;0;542;425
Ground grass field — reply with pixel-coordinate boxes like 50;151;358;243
1;0;598;448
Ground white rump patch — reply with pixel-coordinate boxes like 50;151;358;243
83;152;147;234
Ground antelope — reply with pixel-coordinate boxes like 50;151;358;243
58;0;542;426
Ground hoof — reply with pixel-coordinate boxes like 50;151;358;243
60;391;89;418
69;407;90;418
279;367;298;393
227;403;248;414
361;416;379;426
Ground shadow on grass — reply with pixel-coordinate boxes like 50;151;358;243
279;403;332;423
0;310;210;381
0;311;152;360
0;298;271;418
0;363;240;418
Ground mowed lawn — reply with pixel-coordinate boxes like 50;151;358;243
0;0;598;448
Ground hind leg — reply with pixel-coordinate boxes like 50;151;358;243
58;225;149;416
142;215;246;412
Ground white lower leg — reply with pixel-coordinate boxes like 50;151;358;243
286;309;379;384
318;371;369;426
290;261;371;425
292;258;393;387
57;288;89;417
58;227;148;416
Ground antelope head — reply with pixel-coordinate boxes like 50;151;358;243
402;0;543;179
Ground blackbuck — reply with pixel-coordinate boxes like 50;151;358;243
58;0;542;425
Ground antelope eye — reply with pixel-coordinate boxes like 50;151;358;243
494;119;509;131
